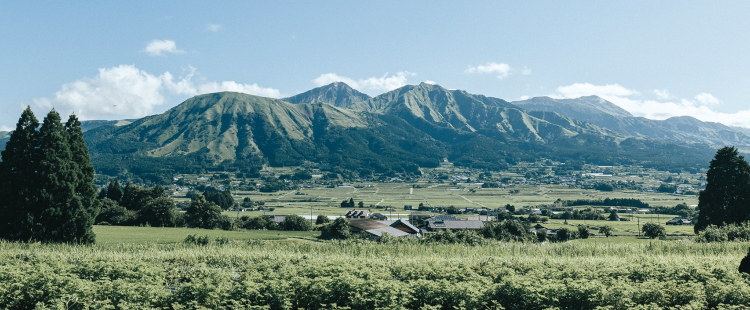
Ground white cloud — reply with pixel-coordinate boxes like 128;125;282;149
0;125;12;131
197;81;280;98
143;39;184;56
465;62;511;79
554;83;637;98
423;80;437;85
518;95;530;101
312;71;415;93
695;93;720;105
653;89;672;100
553;82;750;128
207;24;222;31
33;65;281;120
522;67;532;75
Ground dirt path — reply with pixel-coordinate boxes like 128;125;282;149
460;195;488;208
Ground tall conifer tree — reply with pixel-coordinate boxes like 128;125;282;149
34;110;77;242
65;114;98;243
0;107;40;240
695;146;750;233
107;180;122;201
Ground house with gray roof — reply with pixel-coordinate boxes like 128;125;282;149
349;219;410;238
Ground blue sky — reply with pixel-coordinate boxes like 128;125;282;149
2;1;750;130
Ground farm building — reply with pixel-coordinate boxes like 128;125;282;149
345;209;370;219
349;219;410;238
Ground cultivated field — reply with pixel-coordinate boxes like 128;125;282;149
2;234;749;309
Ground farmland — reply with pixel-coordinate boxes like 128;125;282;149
2;235;750;309
182;163;702;238
2;162;720;309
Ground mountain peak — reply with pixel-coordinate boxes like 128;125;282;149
282;82;371;109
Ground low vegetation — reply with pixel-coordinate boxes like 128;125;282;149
1;239;750;309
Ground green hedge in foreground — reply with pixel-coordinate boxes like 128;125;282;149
1;240;750;309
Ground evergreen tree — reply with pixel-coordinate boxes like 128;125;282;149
107;180;122;201
97;188;107;200
0;107;40;241
65;114;98;243
695;146;750;233
33;110;79;243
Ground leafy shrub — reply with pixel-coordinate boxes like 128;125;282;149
642;222;666;239
695;222;750;242
280;215;312;231
315;215;331;225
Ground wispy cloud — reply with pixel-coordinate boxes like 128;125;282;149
33;65;281;120
695;93;720;105
207;24;222;32
143;39;184;56
0;125;12;131
552;83;750;128
521;67;532;75
653;89;672;100
465;62;511;79
312;71;415;93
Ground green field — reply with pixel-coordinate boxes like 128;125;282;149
2;233;750;309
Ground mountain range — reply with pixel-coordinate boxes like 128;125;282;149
1;82;733;182
512;96;750;153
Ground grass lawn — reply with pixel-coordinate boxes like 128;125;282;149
93;225;320;245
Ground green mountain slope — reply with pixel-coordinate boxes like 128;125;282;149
84;92;445;178
513;96;750;152
361;83;624;144
282;82;371;108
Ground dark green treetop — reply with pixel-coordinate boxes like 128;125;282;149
107;180;122;202
695;146;750;233
185;195;223;229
